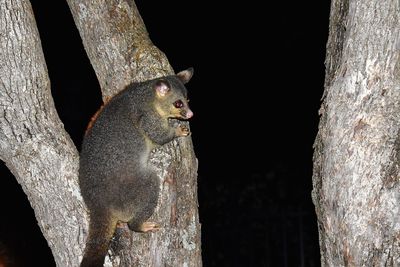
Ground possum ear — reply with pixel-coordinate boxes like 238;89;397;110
176;68;194;84
155;80;171;97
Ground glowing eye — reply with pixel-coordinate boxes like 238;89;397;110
173;100;184;108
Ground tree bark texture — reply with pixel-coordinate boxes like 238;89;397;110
0;1;87;266
313;0;400;266
65;0;174;99
0;0;201;266
66;1;202;267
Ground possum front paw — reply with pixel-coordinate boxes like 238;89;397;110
176;124;191;137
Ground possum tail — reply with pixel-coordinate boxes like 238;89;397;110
80;211;117;267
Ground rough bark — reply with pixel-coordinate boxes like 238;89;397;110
312;0;400;266
65;0;174;99
0;1;87;266
0;0;200;266
66;1;202;266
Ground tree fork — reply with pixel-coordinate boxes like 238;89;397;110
0;0;202;266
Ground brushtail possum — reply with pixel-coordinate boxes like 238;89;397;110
79;68;194;267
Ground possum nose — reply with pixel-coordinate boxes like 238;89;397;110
186;109;193;119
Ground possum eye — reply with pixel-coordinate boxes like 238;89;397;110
173;100;184;108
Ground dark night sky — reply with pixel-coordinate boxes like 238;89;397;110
0;1;331;266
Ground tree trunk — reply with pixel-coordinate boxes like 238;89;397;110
0;0;201;266
312;0;400;266
0;1;87;266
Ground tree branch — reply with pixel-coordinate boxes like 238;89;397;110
66;0;174;99
0;1;87;266
66;1;202;266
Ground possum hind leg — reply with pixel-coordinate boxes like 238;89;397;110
128;184;160;233
127;199;160;233
127;174;160;233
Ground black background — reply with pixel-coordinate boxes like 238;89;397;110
0;1;331;266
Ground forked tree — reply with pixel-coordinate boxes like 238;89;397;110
0;1;201;266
